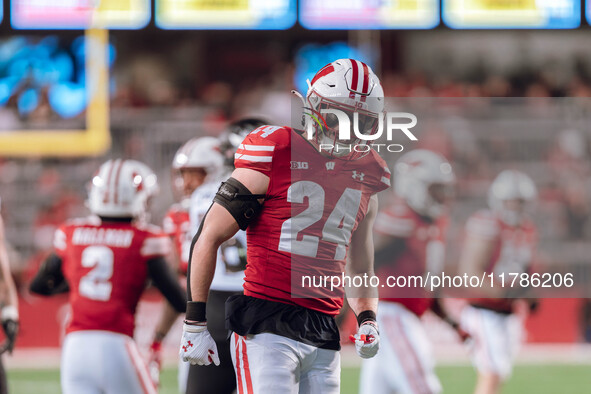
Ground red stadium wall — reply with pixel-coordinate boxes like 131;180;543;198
525;298;583;343
5;295;585;348
9;290;164;349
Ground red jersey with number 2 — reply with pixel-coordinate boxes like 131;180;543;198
53;216;170;337
234;126;391;316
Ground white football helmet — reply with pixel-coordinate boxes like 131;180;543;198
88;159;158;218
394;149;455;219
488;170;537;226
172;136;224;196
297;59;384;159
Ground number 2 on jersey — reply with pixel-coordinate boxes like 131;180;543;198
279;181;362;259
79;246;114;301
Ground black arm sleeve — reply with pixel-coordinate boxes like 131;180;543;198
186;204;212;302
147;256;187;313
213;177;264;230
29;253;69;296
185;177;263;301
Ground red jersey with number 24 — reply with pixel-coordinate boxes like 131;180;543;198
234;126;391;316
53;216;170;337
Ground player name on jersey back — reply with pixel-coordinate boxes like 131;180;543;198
71;227;134;248
55;218;169;337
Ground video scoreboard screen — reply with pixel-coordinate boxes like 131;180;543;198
156;0;296;30
12;0;150;29
0;31;111;157
299;0;439;29
443;0;580;29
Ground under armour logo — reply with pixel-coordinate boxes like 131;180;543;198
182;341;194;352
352;171;365;181
326;162;335;171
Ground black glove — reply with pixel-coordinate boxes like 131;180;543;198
1;319;18;354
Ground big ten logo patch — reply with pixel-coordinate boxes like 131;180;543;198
290;161;309;169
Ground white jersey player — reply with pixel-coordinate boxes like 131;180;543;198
185;119;266;394
190;180;247;291
149;136;225;393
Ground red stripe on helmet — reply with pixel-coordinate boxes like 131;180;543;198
311;64;335;86
360;62;370;102
349;59;359;99
361;62;369;94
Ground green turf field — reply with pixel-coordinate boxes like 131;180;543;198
7;365;591;393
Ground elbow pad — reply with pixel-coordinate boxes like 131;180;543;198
213;177;265;230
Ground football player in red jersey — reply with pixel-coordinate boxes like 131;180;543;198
148;136;224;391
458;170;538;394
180;59;391;393
359;149;459;394
30;159;186;394
0;200;19;394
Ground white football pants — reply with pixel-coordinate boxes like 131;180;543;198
230;332;340;394
359;302;442;394
460;305;523;379
178;357;190;393
61;330;156;394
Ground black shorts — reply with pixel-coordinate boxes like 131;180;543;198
225;294;341;351
206;289;241;342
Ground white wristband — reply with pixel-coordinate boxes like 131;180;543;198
1;306;18;322
183;323;207;334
